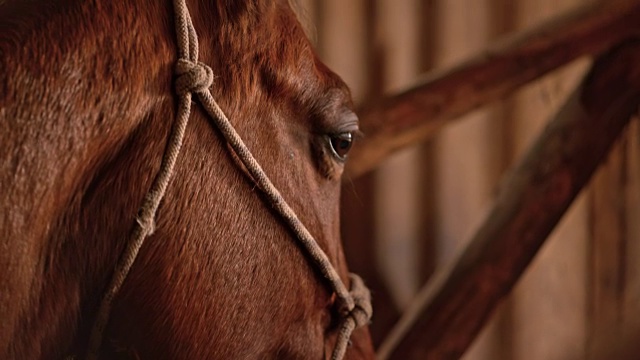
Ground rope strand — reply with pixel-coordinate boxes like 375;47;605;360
86;90;194;360
87;1;371;358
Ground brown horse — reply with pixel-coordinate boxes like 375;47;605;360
0;0;374;358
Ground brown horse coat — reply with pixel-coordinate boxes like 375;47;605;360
0;0;373;358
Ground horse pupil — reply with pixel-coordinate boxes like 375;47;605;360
330;133;352;158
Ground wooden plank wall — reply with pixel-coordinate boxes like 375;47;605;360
296;0;640;358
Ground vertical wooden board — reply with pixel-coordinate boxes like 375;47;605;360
343;174;402;347
315;0;369;103
509;1;591;359
375;151;422;308
416;0;439;288
624;119;640;320
587;137;626;358
510;194;589;360
509;0;592;160
431;0;497;266
463;0;518;358
465;302;514;360
373;0;423;310
374;0;422;94
430;1;507;359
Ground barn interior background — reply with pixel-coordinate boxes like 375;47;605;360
296;0;640;359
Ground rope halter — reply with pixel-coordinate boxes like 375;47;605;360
87;1;372;359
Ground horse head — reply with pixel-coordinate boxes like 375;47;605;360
0;0;374;358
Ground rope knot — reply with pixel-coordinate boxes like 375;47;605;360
331;274;372;360
136;201;157;235
174;58;214;96
345;273;373;328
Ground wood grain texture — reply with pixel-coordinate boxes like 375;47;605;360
377;41;640;360
347;0;640;178
587;138;626;358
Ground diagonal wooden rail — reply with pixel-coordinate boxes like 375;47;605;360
347;0;640;178
376;41;640;360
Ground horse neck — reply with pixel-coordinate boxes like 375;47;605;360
0;1;175;358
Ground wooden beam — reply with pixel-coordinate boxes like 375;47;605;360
376;41;640;360
347;0;640;178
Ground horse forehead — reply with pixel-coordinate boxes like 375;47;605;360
265;44;354;117
245;1;353;105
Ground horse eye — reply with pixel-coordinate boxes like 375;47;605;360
328;132;353;160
